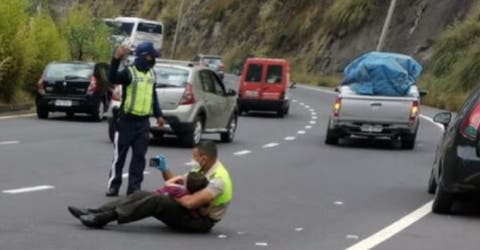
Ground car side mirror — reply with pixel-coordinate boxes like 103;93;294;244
419;89;428;97
433;112;452;130
226;89;237;96
289;82;297;89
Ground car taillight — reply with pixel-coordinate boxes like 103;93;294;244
460;103;480;141
112;85;122;101
409;101;419;121
179;83;195;105
87;76;97;94
333;97;341;117
37;76;45;95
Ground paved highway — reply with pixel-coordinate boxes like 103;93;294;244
1;76;479;250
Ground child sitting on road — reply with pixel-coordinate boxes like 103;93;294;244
155;171;209;198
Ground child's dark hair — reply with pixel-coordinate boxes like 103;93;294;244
186;172;209;193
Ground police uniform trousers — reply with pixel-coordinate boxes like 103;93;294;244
99;191;215;233
108;116;150;193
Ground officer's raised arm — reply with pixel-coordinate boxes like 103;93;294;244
108;47;130;86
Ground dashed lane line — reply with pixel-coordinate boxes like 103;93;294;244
3;185;55;194
284;136;296;141
234;150;252;156
0;140;19;145
262;143;280;148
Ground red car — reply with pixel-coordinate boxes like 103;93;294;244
237;58;290;117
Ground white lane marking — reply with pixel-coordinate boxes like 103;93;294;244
305;125;312;129
0;140;19;145
312;112;317;116
262;142;279;148
122;171;150;179
300;102;305;106
284;136;296;141
420;114;444;131
346;235;360;240
298;130;306;135
344;201;432;250
0;113;35;120
255;242;269;247
217;234;228;239
312;116;318;120
310;121;317;124
185;160;196;166
295;227;304;232
292;99;298;103
305;105;311;109
297;84;337;94
237;231;246;235
234;150;251;156
3;185;54;194
334;201;344;206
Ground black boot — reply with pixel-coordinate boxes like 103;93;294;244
68;206;103;219
79;211;118;229
106;187;119;197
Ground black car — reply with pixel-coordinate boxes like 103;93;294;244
428;88;480;213
36;62;111;121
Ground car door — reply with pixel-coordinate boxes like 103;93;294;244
198;70;219;129
261;63;285;100
207;71;232;128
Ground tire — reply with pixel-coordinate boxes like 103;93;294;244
151;131;164;141
181;117;203;147
427;168;437;194
284;106;289;115
432;184;454;214
276;108;285;118
220;114;237;143
108;118;115;143
37;107;48;119
325;129;339;145
401;132;417;150
92;100;105;122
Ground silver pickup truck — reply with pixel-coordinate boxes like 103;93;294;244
325;85;425;149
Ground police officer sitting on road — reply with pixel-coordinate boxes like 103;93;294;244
106;42;165;196
68;141;233;233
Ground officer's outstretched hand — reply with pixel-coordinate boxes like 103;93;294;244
157;117;165;128
113;46;129;60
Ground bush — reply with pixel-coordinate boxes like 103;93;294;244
324;0;374;33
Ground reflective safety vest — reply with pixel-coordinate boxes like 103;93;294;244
123;66;155;116
192;162;233;206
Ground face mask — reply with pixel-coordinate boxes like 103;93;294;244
146;58;155;68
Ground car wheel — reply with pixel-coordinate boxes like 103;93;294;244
108;118;115;143
37;107;48;119
276;108;285;118
401;132;416;150
284;105;289;115
181;117;203;147
92;100;105;122
427;168;437;194
325;129;339;145
221;114;237;143
432;184;454;214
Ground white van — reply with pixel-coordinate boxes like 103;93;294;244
104;17;164;51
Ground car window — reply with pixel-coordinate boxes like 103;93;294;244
154;66;189;87
208;71;226;96
137;22;162;34
199;70;216;94
266;65;283;84
44;63;93;79
246;63;262;82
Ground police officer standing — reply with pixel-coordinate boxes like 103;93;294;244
106;42;165;196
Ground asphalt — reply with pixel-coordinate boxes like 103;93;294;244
0;76;479;250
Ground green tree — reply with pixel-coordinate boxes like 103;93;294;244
59;3;112;61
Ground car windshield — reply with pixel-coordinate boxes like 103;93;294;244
137;22;162;34
154;66;189;87
111;22;134;36
44;63;93;79
202;58;222;66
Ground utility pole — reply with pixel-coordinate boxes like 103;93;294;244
376;0;397;51
170;0;185;59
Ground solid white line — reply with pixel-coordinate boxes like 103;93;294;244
284;136;296;141
262;142;279;148
345;201;433;250
3;185;55;194
0;140;19;145
234;150;251;156
0;113;35;120
122;171;150;179
420;114;444;131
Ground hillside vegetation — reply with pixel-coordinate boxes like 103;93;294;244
2;0;480;111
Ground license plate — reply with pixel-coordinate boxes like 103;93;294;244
55;100;72;107
245;90;258;97
361;124;383;133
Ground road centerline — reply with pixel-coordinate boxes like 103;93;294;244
3;185;55;194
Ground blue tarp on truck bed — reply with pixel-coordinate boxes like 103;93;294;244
340;52;423;96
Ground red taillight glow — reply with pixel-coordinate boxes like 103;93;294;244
460;103;480;141
409;101;419;121
37;76;45;95
87;76;97;94
333;97;341;117
179;83;195;105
